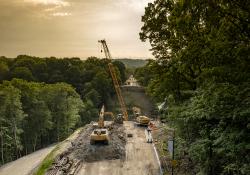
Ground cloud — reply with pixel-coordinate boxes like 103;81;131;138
52;12;71;16
0;0;153;58
118;0;153;13
21;0;71;17
23;0;70;7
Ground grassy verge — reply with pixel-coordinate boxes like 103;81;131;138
34;145;60;175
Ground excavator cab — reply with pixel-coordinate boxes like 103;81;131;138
90;105;110;145
90;105;122;145
90;128;110;145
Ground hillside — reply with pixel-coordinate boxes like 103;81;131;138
115;58;148;68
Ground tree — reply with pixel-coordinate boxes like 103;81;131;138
91;70;113;105
78;99;99;126
33;61;48;82
0;82;25;164
0;62;9;82
11;67;35;81
112;61;126;82
0;55;121;165
43;83;83;141
10;79;52;152
140;0;250;174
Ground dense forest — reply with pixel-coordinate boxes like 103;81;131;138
136;0;249;175
0;56;126;165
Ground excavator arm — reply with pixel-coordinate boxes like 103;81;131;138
98;105;105;128
98;105;121;128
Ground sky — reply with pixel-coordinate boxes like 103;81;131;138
0;0;153;59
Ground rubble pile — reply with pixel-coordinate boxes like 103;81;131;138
46;122;126;175
74;123;126;162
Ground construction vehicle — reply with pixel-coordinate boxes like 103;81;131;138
90;105;110;145
90;105;123;144
104;112;123;124
98;39;129;121
132;106;150;126
136;115;150;126
132;106;141;117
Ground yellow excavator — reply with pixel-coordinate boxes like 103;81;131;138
90;105;109;145
98;39;129;121
132;106;150;126
90;104;123;144
136;115;150;126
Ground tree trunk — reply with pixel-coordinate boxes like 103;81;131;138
13;120;19;159
176;73;181;100
32;135;37;152
208;128;214;175
0;127;4;164
57;121;59;142
185;122;191;143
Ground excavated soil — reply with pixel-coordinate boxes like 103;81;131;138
46;122;126;175
72;123;126;162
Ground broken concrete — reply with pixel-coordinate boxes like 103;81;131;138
46;122;127;175
73;123;126;162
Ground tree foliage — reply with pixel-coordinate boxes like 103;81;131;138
139;0;250;174
0;82;25;163
0;56;126;165
0;79;83;164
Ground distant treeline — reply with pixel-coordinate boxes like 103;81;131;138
116;58;148;68
0;55;126;165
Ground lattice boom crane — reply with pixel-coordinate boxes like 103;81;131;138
98;39;129;121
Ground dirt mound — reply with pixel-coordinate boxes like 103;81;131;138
46;122;126;174
73;123;126;162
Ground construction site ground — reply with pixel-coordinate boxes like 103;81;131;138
77;121;160;175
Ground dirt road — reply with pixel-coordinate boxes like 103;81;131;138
0;145;56;175
77;121;160;175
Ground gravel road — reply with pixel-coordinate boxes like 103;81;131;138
0;145;56;175
77;121;160;175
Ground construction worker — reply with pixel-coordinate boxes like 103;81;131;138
148;121;154;129
147;122;153;143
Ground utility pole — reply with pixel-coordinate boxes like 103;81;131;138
168;129;175;175
171;131;175;175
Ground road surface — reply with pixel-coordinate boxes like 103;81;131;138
77;121;160;175
0;145;56;175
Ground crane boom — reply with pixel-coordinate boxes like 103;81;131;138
98;39;128;121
